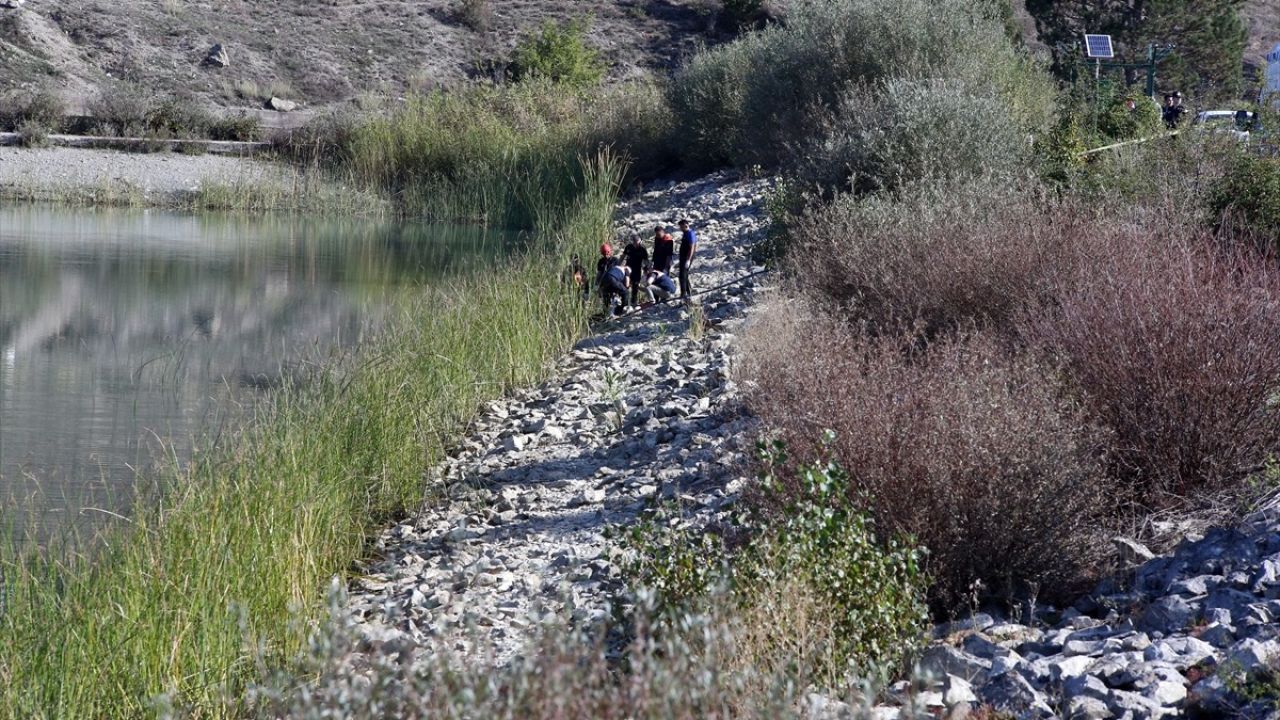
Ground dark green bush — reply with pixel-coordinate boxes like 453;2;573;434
510;20;605;88
1209;154;1280;242
208;112;262;142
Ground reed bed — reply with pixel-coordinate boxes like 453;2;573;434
0;147;624;718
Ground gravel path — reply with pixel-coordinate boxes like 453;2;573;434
0;145;289;201
344;172;773;670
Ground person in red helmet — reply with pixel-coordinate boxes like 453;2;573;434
596;242;626;314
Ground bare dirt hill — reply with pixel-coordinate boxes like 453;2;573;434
0;0;722;114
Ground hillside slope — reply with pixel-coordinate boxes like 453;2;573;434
0;0;720;112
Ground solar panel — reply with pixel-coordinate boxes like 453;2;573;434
1084;34;1114;59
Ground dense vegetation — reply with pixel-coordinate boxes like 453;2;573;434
1027;0;1248;102
6;0;1280;716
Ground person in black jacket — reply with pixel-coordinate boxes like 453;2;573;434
1162;92;1187;130
621;233;649;307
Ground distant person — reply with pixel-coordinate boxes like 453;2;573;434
1162;92;1187;130
563;253;589;301
677;218;697;300
596;243;619;313
651;224;675;273
1236;109;1253;132
622;233;649;307
641;262;677;305
601;261;630;316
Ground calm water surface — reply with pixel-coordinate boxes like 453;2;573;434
0;205;508;536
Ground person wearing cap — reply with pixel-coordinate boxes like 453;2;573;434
677;219;697;300
622;232;650;307
652;224;675;273
1162;92;1187;130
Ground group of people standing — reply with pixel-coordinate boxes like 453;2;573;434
568;219;698;316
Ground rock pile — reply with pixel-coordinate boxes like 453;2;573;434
345;172;773;669
877;511;1280;719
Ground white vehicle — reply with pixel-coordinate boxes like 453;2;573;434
1193;110;1254;140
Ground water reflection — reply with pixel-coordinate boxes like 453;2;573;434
0;205;512;535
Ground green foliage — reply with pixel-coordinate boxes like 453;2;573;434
1035;113;1088;185
621;510;731;610
1027;0;1246;104
458;0;493;32
755;439;928;676
207;111;262;142
670;0;1054;188
1209;154;1280;242
622;440;928;678
295;81;670;225
511;20;605;88
721;0;764;26
794;77;1029;193
15;118;50;148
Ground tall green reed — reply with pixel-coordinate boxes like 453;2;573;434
0;148;626;718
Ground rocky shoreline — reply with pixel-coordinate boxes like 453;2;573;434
344;172;772;668
861;510;1280;720
340;170;1280;719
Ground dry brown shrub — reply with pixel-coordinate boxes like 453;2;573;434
740;303;1114;610
785;181;1091;338
1022;232;1280;507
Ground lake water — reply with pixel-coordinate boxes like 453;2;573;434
0;205;509;538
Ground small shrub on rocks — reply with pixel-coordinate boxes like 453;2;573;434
741;311;1115;610
623;451;927;678
457;0;493;32
207;111;262;142
15;118;50;148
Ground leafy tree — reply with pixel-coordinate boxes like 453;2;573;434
1026;0;1246;104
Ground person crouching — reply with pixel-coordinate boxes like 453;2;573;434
641;262;677;305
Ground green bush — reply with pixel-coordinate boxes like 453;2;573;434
670;0;1053;177
623;446;928;678
208;111;262;142
754;442;928;676
16;118;51;148
1209;154;1280;243
510;20;605;88
794;77;1028;193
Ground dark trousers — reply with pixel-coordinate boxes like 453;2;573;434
678;258;692;298
628;265;644;305
602;275;628;312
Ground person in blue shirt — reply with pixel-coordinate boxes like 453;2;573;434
677;219;697;300
640;261;677;304
600;256;630;315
